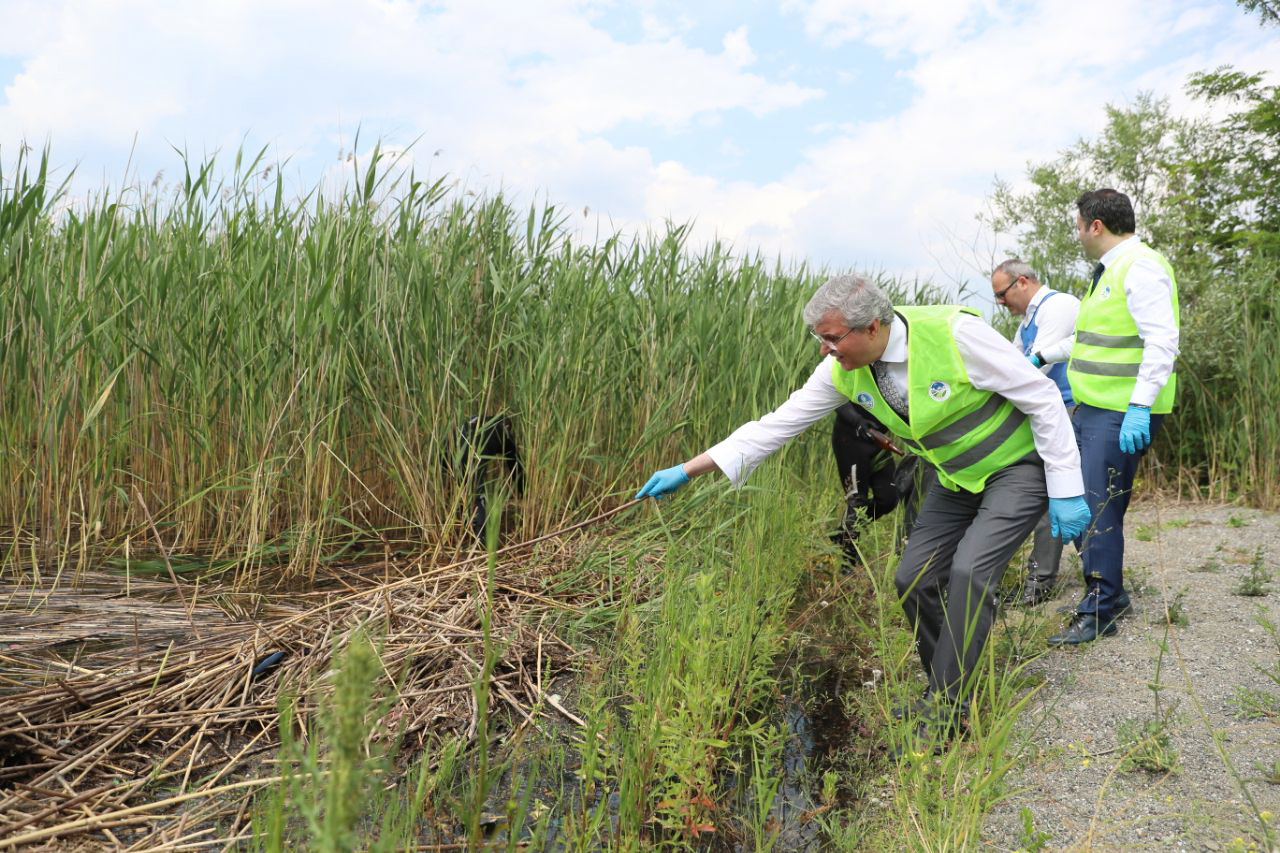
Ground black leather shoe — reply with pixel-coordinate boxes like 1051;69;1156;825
1047;613;1117;646
1006;581;1055;608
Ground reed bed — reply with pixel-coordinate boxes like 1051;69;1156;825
0;503;634;850
0;145;835;589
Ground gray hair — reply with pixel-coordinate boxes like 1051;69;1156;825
802;275;895;330
992;258;1039;284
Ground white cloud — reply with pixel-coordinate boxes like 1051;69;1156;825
587;0;1280;287
2;0;1278;292
722;26;756;66
1;0;820;199
783;0;993;55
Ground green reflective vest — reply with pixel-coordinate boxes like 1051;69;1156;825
830;305;1037;493
1067;241;1179;414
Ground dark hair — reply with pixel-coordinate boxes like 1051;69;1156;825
1076;188;1135;235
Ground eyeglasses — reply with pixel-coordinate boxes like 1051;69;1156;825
810;326;861;348
993;275;1023;302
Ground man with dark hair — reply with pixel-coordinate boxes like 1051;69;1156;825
991;259;1080;606
1033;189;1180;644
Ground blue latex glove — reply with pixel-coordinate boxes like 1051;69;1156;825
1118;404;1152;454
635;464;690;499
1048;496;1092;542
1027;353;1043;368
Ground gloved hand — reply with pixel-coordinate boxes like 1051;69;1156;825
1027;353;1043;368
635;464;690;500
1048;496;1092;542
1118;404;1152;454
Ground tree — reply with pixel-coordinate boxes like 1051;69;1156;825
1186;68;1280;257
1236;0;1280;27
981;93;1212;293
982;69;1279;293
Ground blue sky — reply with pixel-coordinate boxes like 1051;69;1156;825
2;0;1278;301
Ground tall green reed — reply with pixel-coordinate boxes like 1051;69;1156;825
1;145;835;584
1153;253;1280;507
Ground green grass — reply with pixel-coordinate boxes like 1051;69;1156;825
248;469;840;850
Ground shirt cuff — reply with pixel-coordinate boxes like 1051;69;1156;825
1039;340;1071;364
1045;468;1085;500
1130;381;1161;408
704;443;751;489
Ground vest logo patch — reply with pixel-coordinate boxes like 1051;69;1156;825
928;381;951;402
855;392;875;409
1100;285;1112;299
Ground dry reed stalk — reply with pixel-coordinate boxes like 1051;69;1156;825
0;501;637;847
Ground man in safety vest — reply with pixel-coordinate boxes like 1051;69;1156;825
1033;189;1180;645
635;275;1089;743
991;259;1080;607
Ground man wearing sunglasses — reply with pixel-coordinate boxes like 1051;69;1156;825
635;275;1087;746
990;259;1080;607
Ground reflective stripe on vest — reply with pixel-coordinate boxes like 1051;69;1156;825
830;305;1037;494
1067;241;1179;413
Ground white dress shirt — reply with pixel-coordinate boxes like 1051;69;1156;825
1038;237;1180;406
705;313;1084;498
1017;286;1080;361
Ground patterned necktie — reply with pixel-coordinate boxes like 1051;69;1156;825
871;360;909;420
1088;262;1105;295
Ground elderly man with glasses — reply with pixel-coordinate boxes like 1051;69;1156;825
635;275;1088;747
990;259;1080;608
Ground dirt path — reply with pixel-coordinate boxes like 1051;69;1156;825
982;501;1280;852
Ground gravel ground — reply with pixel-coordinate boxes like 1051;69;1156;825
982;501;1280;853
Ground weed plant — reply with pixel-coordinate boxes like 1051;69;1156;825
1126;566;1157;598
253;630;417;851
1017;806;1053;852
1235;548;1272;597
1116;636;1180;775
1150;588;1190;627
1194;544;1225;573
1256;758;1280;785
1230;686;1280;720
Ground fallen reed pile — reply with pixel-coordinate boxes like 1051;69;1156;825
0;503;635;850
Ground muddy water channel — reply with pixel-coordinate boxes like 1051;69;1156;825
472;657;875;851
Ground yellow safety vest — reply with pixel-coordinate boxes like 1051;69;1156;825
831;305;1037;493
1067;242;1179;413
